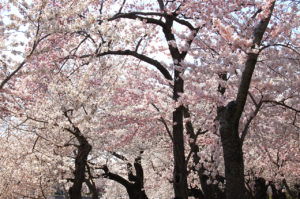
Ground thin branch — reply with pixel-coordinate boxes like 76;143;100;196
0;8;50;89
248;92;258;107
32;136;40;152
151;103;173;141
196;129;208;136
185;129;207;165
241;99;263;143
118;0;127;13
0;33;51;90
39;177;47;199
174;17;199;31
98;165;131;187
110;151;128;162
135;35;146;52
260;43;300;56
262;99;299;113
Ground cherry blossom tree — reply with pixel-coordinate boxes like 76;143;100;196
82;0;298;198
0;0;299;199
8;44;170;198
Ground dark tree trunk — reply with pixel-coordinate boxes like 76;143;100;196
68;128;92;199
127;154;148;199
270;182;287;199
126;184;148;199
254;178;268;199
218;101;245;199
172;75;188;199
199;173;226;199
162;14;189;199
172;104;188;199
101;152;148;199
217;2;275;199
85;178;99;199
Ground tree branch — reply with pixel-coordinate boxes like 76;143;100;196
157;0;164;11
99;165;131;188
262;99;299;113
83;50;173;80
0;33;51;90
234;1;276;124
241;98;263;142
151;103;173;141
108;12;166;27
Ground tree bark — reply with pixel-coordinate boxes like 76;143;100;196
85;179;99;199
162;14;189;199
270;182;287;199
217;2;275;199
218;101;245;199
254;178;268;199
101;153;148;199
68;128;92;199
172;105;188;199
172;75;188;199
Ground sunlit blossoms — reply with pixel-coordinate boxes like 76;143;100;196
0;0;299;199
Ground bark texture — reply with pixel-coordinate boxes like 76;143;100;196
101;153;148;199
218;101;245;199
217;2;275;199
68;131;92;199
254;178;268;199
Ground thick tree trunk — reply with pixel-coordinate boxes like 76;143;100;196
221;131;244;199
127;185;148;199
69;131;92;199
217;2;275;199
199;173;226;199
160;13;189;198
173;106;188;199
101;153;148;199
127;155;148;199
218;101;245;199
270;182;287;199
172;69;188;199
254;178;268;199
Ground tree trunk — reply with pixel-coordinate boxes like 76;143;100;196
160;13;189;198
270;182;287;199
172;69;188;199
85;179;99;199
254;178;268;199
127;154;148;199
217;2;276;198
69;131;92;199
101;153;148;199
218;101;245;199
127;184;148;199
221;128;245;199
173;105;188;199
